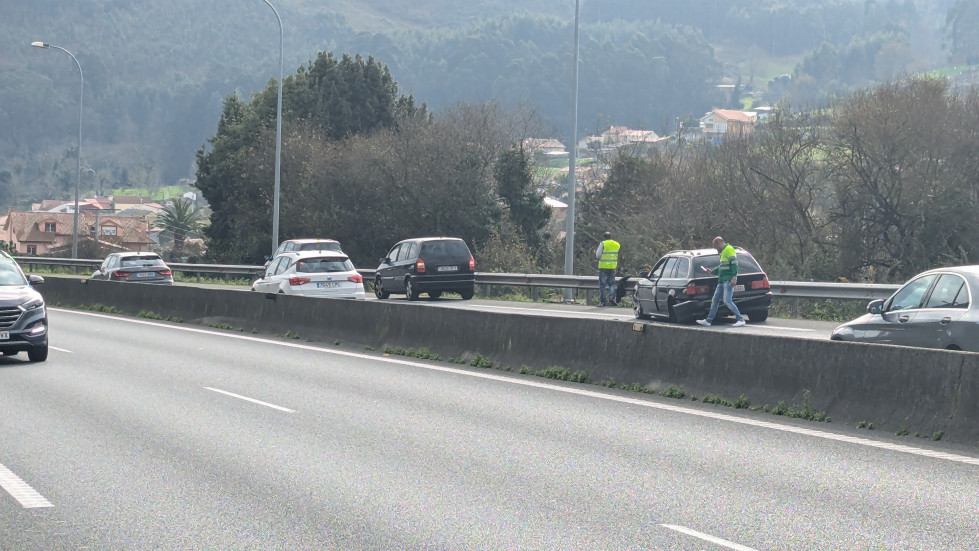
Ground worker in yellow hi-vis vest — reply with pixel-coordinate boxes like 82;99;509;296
595;231;620;307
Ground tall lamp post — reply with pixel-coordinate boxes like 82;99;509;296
262;0;284;255
31;41;82;259
563;0;581;302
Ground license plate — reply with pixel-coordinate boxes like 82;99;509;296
136;272;155;278
316;282;340;288
733;285;745;292
437;266;458;272
0;332;8;340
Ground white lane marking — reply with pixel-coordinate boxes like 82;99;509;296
0;461;53;508
53;308;979;466
49;346;72;353
661;524;758;551
204;387;296;413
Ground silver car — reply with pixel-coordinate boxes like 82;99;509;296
91;252;174;285
831;266;979;352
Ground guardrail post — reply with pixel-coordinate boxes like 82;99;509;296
791;298;800;318
532;287;540;302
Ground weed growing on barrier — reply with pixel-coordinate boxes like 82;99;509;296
137;310;164;320
365;345;375;351
600;377;617;388
449;357;466;364
896;426;910;436
620;382;655;394
534;366;590;383
856;421;875;430
660;385;686;399
932;431;944;441
282;330;301;340
384;346;442;361
333;340;341;346
470;355;493;368
82;303;122;314
209;322;236;331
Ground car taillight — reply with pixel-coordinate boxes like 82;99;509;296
684;283;709;296
751;277;770;290
158;269;172;276
469;256;475;271
288;277;310;286
415;259;426;273
112;271;131;278
348;274;363;283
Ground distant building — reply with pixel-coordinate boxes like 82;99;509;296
699;108;758;143
2;209;154;256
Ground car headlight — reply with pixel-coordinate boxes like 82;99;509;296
20;298;44;311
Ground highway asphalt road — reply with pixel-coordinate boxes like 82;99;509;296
0;308;975;549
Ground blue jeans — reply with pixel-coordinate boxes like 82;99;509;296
706;280;744;322
598;269;616;304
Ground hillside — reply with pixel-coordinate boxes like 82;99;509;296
0;0;966;211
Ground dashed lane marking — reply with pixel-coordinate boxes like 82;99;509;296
52;308;979;467
0;461;53;508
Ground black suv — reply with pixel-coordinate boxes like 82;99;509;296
0;252;48;362
375;237;476;300
632;247;772;323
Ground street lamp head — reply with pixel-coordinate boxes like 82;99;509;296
30;41;50;49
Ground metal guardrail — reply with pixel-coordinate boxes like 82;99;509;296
12;256;900;301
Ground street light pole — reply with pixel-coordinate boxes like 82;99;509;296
563;0;581;302
31;41;82;259
262;0;284;256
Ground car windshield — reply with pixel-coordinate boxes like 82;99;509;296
120;256;165;267
0;262;28;286
298;242;341;252
295;257;354;273
420;240;471;262
691;252;763;275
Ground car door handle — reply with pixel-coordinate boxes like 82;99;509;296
898;315;910;323
940;317;952;325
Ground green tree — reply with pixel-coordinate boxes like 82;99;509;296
159;198;204;258
494;147;550;256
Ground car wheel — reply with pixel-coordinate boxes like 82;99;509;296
459;287;474;300
28;343;48;362
428;291;443;299
633;298;647;319
748;310;769;323
406;279;420;300
374;277;389;299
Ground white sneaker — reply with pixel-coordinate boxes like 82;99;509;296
732;320;746;327
695;319;711;327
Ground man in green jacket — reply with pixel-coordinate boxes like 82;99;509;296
696;236;746;327
595;231;620;306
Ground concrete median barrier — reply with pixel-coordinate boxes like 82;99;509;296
40;276;979;444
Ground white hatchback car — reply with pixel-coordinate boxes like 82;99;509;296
251;251;366;299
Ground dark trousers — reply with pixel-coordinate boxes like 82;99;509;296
599;269;616;304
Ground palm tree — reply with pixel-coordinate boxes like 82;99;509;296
159;198;203;258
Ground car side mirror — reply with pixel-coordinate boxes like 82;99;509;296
380;257;389;264
867;299;884;315
28;274;44;286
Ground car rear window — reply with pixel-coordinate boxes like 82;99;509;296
296;257;354;273
420;240;471;262
691;252;763;274
120;256;164;267
298;242;341;252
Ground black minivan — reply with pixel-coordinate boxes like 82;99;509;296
632;247;772;323
374;237;476;300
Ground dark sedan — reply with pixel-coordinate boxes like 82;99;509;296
91;252;174;284
632;247;772;323
832;265;979;352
